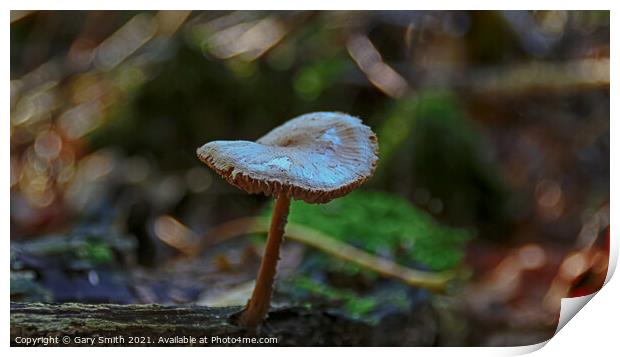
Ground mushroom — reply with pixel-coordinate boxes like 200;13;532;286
197;112;379;329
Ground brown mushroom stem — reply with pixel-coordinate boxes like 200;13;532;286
238;194;291;329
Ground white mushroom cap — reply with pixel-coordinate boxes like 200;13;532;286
197;112;379;203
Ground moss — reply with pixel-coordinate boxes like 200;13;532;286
10;273;53;302
286;276;378;320
76;240;114;264
261;190;469;322
342;298;377;318
262;190;470;272
80;318;172;334
377;91;512;237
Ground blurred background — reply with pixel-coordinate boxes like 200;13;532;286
10;10;610;346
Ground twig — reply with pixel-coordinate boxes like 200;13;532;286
198;217;455;292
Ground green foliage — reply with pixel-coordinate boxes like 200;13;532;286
279;275;415;324
262;190;470;271
76;240;115;264
10;272;53;303
260;190;469;322
377;91;512;236
378;91;477;172
293;56;351;101
13;230;132;266
287;276;378;319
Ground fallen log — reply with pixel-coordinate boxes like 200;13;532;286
10;302;437;347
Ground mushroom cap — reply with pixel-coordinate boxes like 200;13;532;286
197;112;379;203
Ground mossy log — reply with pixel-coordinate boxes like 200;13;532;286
10;302;437;346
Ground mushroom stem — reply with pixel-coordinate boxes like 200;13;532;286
238;194;291;329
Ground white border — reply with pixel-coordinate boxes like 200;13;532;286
5;3;617;356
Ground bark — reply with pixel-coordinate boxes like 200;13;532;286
10;302;437;346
